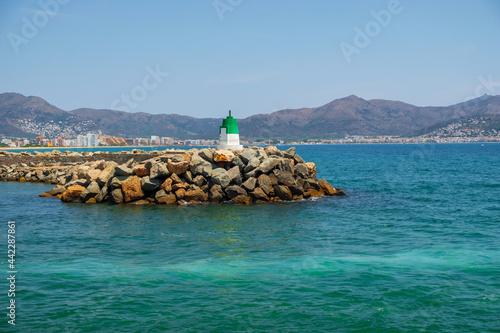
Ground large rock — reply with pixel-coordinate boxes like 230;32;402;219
141;176;162;192
168;160;189;175
212;168;231;189
265;146;283;157
155;190;177;204
86;169;101;183
95;185;108;203
214;149;235;163
108;176;129;190
225;185;247;199
39;186;65;197
273;169;296;187
283;147;296;159
257;174;273;195
192;175;206;187
238;149;257;164
318;179;335;195
80;181;101;201
150;163;170;179
227;166;242;185
241;177;257;192
122;176;144;202
61;185;86;202
110;188;124;204
161;178;173;192
233;195;252;204
305;162;316;177
249;187;269;201
199;149;213;162
115;164;134;176
96;162;118;186
244;157;261;173
184;189;208;202
295;163;309;178
132;164;150;177
258;158;280;174
273;185;293;201
190;156;212;176
209;184;225;202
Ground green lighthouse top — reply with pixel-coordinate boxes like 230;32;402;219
220;110;239;134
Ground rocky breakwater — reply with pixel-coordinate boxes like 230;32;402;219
1;146;345;205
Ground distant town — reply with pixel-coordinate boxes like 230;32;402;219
1;125;499;149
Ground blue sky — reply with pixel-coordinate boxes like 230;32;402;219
1;0;499;118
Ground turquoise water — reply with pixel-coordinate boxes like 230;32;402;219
1;144;499;332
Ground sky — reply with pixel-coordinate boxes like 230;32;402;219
1;0;500;119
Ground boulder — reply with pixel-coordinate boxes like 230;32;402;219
150;163;170;179
184;189;208;202
175;188;186;200
214;149;235;163
199;149;213;162
238;149;257;164
265;147;283;157
192;175;206;187
110;189;124;204
273;185;293;201
293;154;305;164
167;160;189;175
233;195;252;204
305;162;316;177
225;185;247;199
318;179;335;195
172;182;190;191
249;187;269;201
170;173;183;184
122;176;144;202
39;186;65;197
132;164;150;177
96;162;118;186
61;185;86;202
108;176;129;190
86;169;101;183
212;168;231;189
141;176;162;192
192;158;212;177
283;147;296;159
209;184;225;202
155;190;177;204
244;157;260;173
161;178;173;192
280;159;295;174
80;181;101;202
95;185;108;203
295;163;309;178
227;166;242;185
257;174;273;195
273;169;296;187
241;177;257;192
258;158;280;174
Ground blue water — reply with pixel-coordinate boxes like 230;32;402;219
1;144;499;332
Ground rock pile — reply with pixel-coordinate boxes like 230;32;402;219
1;146;345;205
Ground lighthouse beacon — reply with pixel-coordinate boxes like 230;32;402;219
217;110;243;150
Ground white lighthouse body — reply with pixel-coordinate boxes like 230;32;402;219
217;110;243;150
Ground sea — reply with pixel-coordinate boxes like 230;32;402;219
1;143;499;332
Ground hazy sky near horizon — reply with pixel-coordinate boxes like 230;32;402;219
1;0;500;118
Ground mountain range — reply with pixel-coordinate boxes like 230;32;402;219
1;92;499;140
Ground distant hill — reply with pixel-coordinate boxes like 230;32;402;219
1;92;500;140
